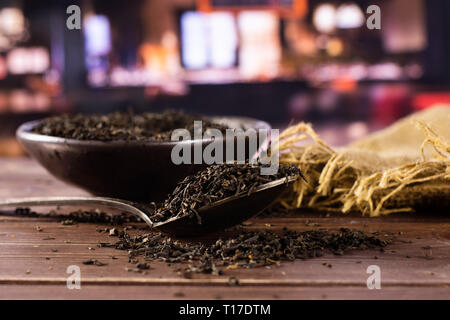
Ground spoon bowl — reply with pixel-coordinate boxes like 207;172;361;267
153;175;297;236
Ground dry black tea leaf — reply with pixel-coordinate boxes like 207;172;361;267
82;259;108;266
151;163;302;224
14;207;143;225
107;227;391;276
33;110;229;142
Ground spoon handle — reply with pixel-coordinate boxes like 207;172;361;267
0;196;154;227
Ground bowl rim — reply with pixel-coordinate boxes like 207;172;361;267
16;116;272;147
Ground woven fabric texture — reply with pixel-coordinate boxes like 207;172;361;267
277;105;450;216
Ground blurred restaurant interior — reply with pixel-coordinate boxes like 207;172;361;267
1;0;450;155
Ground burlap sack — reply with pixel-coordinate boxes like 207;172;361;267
278;105;450;216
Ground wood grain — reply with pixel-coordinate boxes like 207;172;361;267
0;158;449;299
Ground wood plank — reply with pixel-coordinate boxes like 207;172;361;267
0;158;449;299
0;158;89;198
1;284;449;300
1;218;448;284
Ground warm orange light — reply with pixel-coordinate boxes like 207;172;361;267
327;38;344;56
197;0;307;18
331;78;357;93
293;0;308;18
197;0;212;13
139;43;167;72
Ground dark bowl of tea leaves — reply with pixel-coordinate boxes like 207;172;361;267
16;111;271;201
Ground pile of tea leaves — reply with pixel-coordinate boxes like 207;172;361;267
102;227;390;276
14;207;142;225
151;163;303;224
32;110;230;141
8;208;392;276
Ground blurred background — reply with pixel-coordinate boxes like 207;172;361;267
1;0;450;156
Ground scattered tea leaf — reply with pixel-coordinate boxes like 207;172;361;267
82;259;108;266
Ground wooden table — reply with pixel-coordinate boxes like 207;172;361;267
0;158;449;300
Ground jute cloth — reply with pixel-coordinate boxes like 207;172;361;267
277;105;450;216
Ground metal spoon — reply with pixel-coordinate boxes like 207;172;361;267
0;175;298;237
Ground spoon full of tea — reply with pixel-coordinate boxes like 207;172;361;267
0;175;298;237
